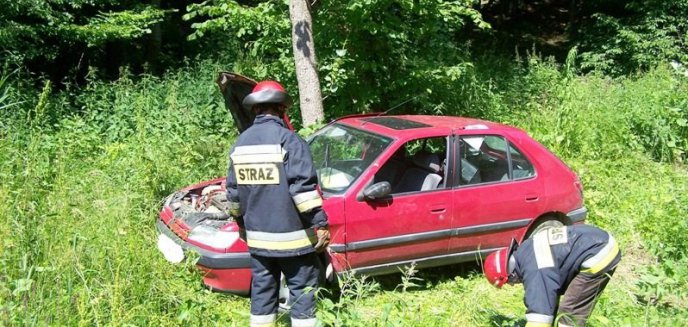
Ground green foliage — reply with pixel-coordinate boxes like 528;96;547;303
62;8;168;47
318;273;382;326
577;1;688;75
0;0;167;65
0;59;244;325
636;259;688;316
185;0;490;120
0;69;21;115
185;0;293;78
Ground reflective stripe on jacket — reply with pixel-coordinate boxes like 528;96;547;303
226;115;328;257
513;225;621;326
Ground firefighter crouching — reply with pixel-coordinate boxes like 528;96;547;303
226;80;330;327
484;224;621;327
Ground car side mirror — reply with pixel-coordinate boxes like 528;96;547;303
360;182;391;201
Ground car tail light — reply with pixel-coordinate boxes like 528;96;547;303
188;226;240;249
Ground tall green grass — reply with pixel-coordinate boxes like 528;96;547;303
1;55;687;326
1;62;249;325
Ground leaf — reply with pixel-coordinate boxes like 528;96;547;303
12;278;33;296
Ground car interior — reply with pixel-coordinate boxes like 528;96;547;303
459;135;535;185
375;137;446;194
460;136;508;185
373;135;536;193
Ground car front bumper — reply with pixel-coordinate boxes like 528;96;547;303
156;220;251;295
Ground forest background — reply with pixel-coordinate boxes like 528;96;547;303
1;0;687;326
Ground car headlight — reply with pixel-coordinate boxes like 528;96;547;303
187;225;240;249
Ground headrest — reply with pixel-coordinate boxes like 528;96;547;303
412;152;441;173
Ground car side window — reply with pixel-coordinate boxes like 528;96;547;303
374;136;447;194
509;143;535;179
459;135;535;185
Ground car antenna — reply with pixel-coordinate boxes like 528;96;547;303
361;94;420;126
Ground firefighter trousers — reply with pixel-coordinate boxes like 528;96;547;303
557;266;618;327
249;252;320;327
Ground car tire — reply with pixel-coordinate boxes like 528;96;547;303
526;217;564;238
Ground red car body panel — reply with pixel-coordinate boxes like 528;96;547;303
155;73;585;295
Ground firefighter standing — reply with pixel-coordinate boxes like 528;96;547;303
226;80;330;327
483;224;621;327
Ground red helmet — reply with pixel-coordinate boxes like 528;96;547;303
483;239;518;288
242;80;293;110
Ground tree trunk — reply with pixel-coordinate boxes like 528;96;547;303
289;0;325;127
145;0;162;74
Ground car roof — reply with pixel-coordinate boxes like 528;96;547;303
335;114;525;138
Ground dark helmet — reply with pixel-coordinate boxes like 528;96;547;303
242;80;293;110
483;238;519;288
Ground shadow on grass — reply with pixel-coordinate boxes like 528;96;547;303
364;261;485;293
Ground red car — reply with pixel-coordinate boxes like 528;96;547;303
156;72;586;296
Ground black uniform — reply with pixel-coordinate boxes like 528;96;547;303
512;225;621;327
226;114;327;326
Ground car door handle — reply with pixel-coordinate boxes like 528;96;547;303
525;194;539;202
431;207;446;213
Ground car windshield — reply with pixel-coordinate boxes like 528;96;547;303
307;123;392;194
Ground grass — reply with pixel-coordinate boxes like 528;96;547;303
1;56;687;326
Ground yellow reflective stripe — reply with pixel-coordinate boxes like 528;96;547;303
231;153;284;164
293;190;321;204
296;197;323;213
231;145;285;164
234;144;282;155
524;322;551;327
250;313;277;327
250;323;276;327
291;318;318;327
526;313;553;324
247;229;315;241
533;231;554;269
247;235;317;250
581;242;620;274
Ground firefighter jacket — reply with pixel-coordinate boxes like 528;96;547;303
512;225;621;327
226;115;328;257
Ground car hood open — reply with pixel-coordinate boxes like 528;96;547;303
216;72;293;132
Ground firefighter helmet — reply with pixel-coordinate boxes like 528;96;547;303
483;238;518;288
242;80;293;110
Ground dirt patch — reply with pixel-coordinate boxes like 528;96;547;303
615;233;655;285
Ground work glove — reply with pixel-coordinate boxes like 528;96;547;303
314;227;330;253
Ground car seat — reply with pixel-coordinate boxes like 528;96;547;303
460;158;481;184
392;152;443;193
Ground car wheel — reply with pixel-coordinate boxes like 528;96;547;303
526;217;564;238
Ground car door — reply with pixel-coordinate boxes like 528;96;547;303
343;135;455;275
448;133;544;255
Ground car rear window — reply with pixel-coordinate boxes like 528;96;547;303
361;117;431;129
